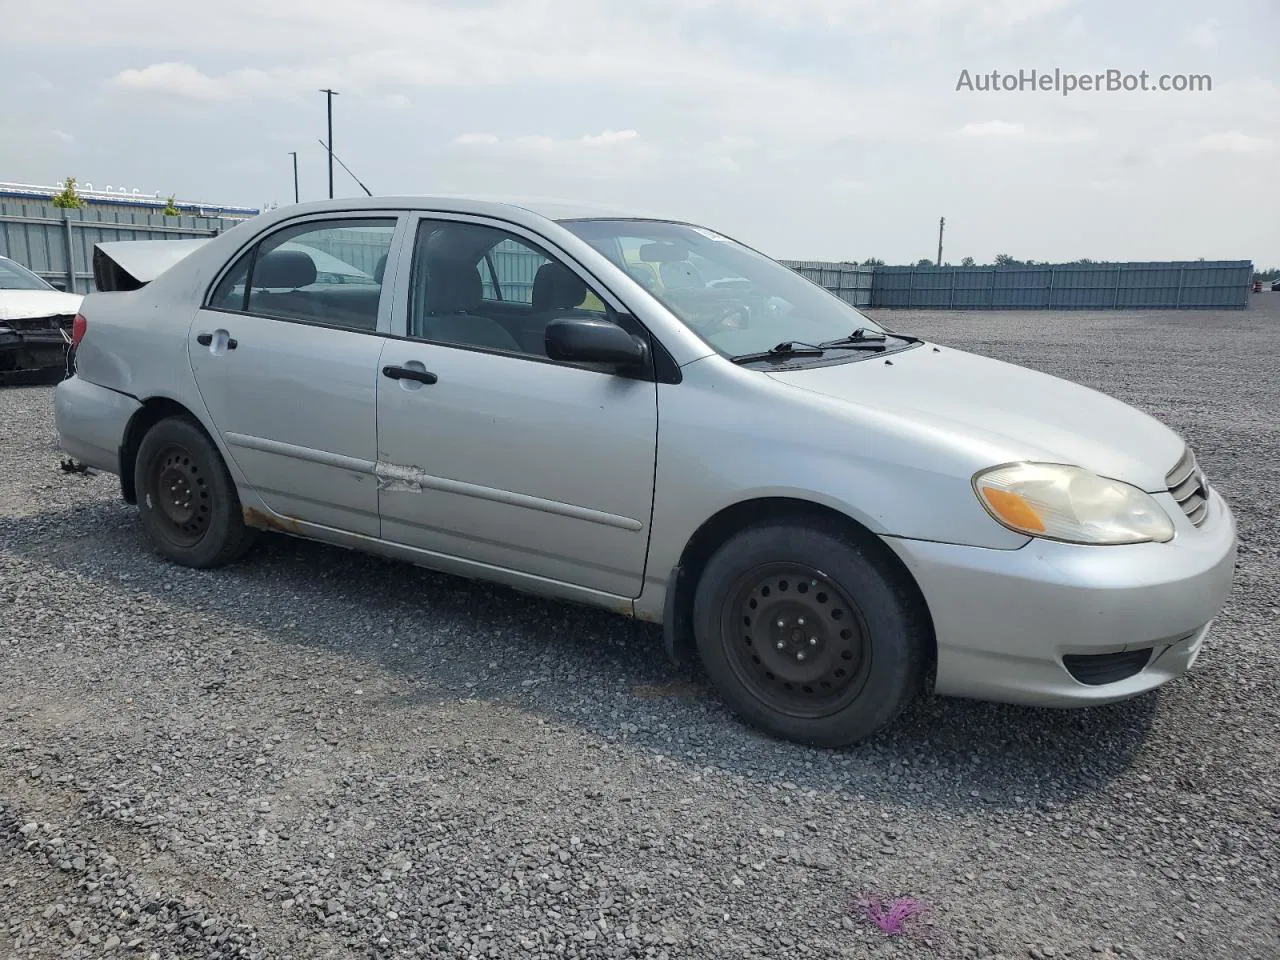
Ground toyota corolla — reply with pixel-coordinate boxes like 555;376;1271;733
54;197;1238;747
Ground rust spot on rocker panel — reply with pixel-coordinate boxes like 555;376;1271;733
243;506;303;534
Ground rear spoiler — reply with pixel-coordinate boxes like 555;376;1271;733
92;238;212;291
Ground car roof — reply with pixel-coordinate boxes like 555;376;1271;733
263;194;672;223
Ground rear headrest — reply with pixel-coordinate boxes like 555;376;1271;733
425;260;483;314
532;262;587;312
374;254;388;284
255;249;316;289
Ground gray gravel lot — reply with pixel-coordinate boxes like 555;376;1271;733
2;297;1277;960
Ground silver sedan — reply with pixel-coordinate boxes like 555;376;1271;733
55;197;1237;747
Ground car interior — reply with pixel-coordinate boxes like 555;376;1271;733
244;247;387;331
410;224;606;356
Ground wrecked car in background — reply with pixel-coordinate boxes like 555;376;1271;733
0;255;82;384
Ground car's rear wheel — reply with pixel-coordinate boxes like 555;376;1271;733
693;520;928;748
134;416;256;568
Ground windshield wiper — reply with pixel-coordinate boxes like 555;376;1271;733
819;326;887;347
730;341;826;365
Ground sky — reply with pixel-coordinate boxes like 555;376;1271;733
1;0;1277;265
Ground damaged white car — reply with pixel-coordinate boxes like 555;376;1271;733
0;255;82;384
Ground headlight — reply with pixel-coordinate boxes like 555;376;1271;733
973;463;1175;545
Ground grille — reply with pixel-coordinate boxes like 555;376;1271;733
1165;447;1210;527
1063;648;1153;686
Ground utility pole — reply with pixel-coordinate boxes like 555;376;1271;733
319;88;339;199
937;216;945;267
288;151;298;203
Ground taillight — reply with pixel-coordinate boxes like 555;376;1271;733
71;313;87;346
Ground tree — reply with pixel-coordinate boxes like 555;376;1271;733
1076;257;1095;264
916;258;934;268
860;257;885;267
960;256;975;267
162;194;181;216
993;253;1017;266
51;176;84;209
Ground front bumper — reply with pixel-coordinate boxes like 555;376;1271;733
883;489;1238;707
54;375;141;475
0;317;73;383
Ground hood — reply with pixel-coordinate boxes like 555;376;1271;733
766;343;1186;492
0;289;84;321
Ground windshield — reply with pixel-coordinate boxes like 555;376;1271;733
0;258;55;292
560;219;888;358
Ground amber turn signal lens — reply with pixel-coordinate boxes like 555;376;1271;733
981;488;1047;533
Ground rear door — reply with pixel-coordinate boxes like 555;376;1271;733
189;213;406;536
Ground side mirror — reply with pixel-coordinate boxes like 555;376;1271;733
545;317;647;368
49;280;68;291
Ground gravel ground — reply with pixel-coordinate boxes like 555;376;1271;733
2;297;1277;960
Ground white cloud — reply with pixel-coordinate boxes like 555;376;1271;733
678;0;1072;33
578;130;640;147
447;129;654;181
22;73;57;93
452;133;500;146
110;62;301;101
1185;18;1220;49
10;0;1074;52
453;130;642;152
1197;131;1273;153
955;120;1096;143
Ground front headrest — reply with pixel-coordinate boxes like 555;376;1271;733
425;260;482;314
255;249;316;289
374;254;388;284
532;262;587;312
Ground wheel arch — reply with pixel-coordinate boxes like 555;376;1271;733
118;396;215;504
663;496;936;674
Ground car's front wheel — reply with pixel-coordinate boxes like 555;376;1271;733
134;416;257;568
693;520;928;748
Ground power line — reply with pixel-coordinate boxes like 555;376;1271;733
316;139;373;197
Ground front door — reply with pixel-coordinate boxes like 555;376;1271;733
375;216;658;598
189;214;402;536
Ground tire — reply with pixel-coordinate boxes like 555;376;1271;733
692;520;928;748
133;416;257;568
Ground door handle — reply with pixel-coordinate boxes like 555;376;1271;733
382;365;438;385
196;333;237;349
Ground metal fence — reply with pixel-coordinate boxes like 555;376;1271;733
867;261;1254;310
0;201;240;294
781;260;875;308
0;201;1256;310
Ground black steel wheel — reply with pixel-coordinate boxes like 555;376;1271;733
134;416;257;568
145;443;213;547
723;563;873;719
693;520;928;747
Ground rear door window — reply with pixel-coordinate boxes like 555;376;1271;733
208;219;397;332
